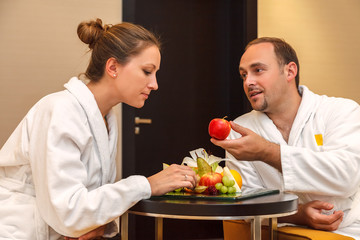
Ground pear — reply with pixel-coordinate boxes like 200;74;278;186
162;163;170;170
197;157;212;177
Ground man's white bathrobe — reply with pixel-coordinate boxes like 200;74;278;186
227;86;360;237
0;77;151;239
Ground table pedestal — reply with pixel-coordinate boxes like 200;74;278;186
120;192;298;240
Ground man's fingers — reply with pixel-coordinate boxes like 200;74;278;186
313;212;343;231
307;200;334;211
230;121;250;136
315;210;343;225
327;211;344;225
210;137;222;146
209;122;250;148
210;138;234;150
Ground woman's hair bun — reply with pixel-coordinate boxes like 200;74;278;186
77;18;105;49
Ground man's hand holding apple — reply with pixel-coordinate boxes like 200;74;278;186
210;121;282;172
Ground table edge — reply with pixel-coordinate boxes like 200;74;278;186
127;209;298;220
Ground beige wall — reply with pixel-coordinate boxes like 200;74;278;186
0;0;122;178
258;0;360;103
3;1;359;173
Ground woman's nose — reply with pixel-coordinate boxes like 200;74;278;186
149;77;158;90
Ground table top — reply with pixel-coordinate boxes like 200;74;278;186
129;191;298;219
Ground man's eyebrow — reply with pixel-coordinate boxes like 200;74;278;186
239;62;267;72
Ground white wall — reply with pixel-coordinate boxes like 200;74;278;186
258;0;360;103
0;0;123;178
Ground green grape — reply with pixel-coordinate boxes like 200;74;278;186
215;182;223;190
220;185;228;194
222;175;231;187
227;186;236;194
229;180;235;187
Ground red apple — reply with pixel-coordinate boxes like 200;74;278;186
208;118;231;140
199;172;223;186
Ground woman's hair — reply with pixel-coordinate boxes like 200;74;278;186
77;18;161;82
245;37;300;88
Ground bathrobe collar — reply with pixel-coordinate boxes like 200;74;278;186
288;86;320;145
64;77;118;185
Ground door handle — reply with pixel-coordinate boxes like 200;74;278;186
135;117;152;125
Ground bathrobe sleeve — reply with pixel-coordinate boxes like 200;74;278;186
281;98;360;197
226;151;266;190
226;96;360;198
225;112;276;191
27;94;151;237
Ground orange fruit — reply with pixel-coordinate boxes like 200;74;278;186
230;169;242;189
220;169;242;189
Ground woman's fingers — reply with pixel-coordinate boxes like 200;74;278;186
148;164;197;196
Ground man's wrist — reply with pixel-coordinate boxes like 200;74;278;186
262;141;281;172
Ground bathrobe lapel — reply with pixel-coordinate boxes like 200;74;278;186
245;86;317;190
246;112;286;189
288;86;319;146
64;77;116;185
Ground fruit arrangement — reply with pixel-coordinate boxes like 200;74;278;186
165;148;242;195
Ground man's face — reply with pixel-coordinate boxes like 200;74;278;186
239;42;288;113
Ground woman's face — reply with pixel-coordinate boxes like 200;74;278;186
116;45;161;108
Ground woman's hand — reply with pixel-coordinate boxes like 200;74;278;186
147;164;196;196
279;200;344;231
64;225;106;240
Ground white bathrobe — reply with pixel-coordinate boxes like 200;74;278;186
226;86;360;237
0;77;151;239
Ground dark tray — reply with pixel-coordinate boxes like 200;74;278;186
151;188;280;201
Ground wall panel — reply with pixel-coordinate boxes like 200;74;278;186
0;0;122;178
258;0;360;103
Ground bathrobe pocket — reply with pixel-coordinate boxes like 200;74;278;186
0;178;48;239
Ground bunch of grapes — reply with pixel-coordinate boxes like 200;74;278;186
215;176;236;194
207;186;219;195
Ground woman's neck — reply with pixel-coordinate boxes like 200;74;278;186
87;80;115;118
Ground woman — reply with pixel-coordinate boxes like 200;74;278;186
0;19;196;239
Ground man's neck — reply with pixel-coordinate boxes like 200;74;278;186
266;93;302;143
268;114;295;143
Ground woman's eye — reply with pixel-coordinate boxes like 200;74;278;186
255;68;263;73
143;70;151;75
240;73;247;80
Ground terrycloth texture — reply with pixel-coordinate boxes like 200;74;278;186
226;86;360;236
223;220;355;240
0;77;151;239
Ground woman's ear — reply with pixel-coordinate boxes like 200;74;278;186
285;62;298;83
105;57;119;78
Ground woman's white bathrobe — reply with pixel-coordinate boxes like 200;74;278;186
0;77;151;239
227;86;360;237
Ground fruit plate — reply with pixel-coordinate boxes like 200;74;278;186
152;188;280;201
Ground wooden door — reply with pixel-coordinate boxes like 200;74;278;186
122;0;256;239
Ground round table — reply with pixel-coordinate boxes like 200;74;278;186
120;191;298;240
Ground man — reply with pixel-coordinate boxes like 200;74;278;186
211;37;360;239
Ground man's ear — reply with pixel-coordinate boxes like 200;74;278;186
105;57;119;78
285;62;298;83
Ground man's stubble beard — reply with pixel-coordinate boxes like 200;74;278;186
251;97;268;112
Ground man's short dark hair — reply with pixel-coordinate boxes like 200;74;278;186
245;37;300;88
